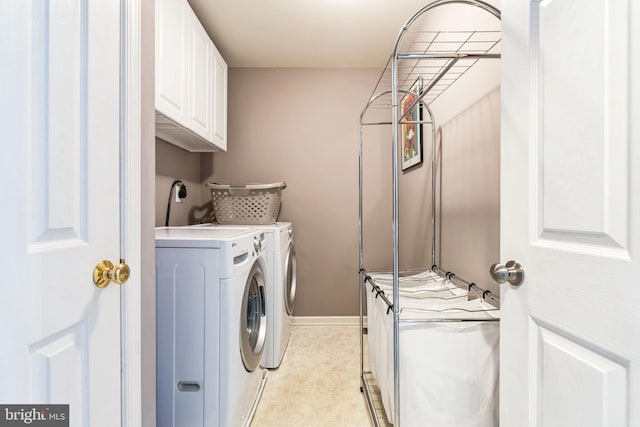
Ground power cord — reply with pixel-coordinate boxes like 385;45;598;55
165;180;187;226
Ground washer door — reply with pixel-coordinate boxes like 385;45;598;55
284;243;297;315
240;260;267;372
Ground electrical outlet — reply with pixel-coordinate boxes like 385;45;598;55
178;184;187;199
175;183;185;203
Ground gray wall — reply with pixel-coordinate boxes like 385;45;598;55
438;88;501;297
156;138;206;227
360;88;501;297
203;68;381;316
154;67;501;316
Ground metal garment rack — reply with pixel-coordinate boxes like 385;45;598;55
357;1;501;425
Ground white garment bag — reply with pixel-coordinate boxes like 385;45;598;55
397;307;499;427
366;276;499;427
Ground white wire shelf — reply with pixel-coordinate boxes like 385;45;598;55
364;30;500;117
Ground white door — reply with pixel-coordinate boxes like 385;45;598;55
501;0;640;426
0;1;124;426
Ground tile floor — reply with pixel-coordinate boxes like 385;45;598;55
251;325;373;427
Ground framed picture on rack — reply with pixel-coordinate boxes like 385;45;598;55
400;76;423;171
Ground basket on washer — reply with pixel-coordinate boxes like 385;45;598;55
206;182;286;225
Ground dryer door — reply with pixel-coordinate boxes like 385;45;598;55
284;243;297;315
240;260;267;371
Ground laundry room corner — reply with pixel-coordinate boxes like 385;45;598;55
198;67;384;317
155;139;207;226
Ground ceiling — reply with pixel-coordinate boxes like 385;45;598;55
187;0;435;68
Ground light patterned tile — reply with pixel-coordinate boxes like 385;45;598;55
342;342;361;353
260;385;290;406
284;422;313;427
341;398;371;426
291;368;318;389
333;329;358;341
335;386;364;404
339;370;362;389
251;422;286;427
290;327;316;340
288;354;316;369
286;399;315;425
336;346;361;361
278;351;295;369
289;331;316;343
313;351;337;366
315;386;340;406
251;325;375;427
336;358;360;373
266;368;294;390
316;343;338;355
253;398;288;424
315;367;341;389
331;341;354;353
288;342;317;356
288;386;316;405
315;400;343;425
342;390;368;406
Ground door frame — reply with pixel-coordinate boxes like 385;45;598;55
120;0;142;424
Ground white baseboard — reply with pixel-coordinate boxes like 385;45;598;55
290;316;363;326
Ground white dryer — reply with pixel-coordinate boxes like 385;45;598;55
267;222;296;368
190;222;297;368
156;227;269;427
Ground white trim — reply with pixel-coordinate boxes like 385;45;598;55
290;316;361;326
120;0;142;425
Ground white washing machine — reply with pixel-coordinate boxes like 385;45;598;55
190;223;297;368
156;227;269;427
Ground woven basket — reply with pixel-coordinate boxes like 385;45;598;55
206;182;286;225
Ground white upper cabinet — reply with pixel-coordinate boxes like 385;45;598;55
156;0;188;125
155;0;228;152
211;45;228;151
187;8;213;141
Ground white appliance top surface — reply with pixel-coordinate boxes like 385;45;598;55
194;222;291;231
155;226;255;248
189;224;253;230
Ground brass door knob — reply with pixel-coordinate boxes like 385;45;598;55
93;259;131;288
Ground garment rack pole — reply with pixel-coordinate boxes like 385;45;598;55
362;120;433;126
431;264;500;303
358;117;365;400
396;52;501;60
426;104;437;268
358;1;501;425
364;269;498;315
390;43;402;427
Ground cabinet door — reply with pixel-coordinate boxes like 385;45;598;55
211;45;228;151
187;9;213;141
156;0;188;125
